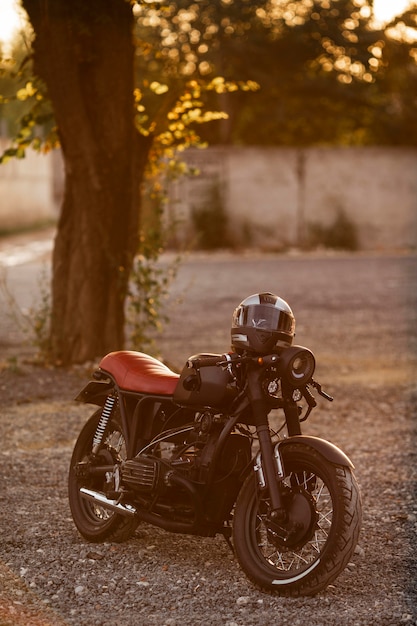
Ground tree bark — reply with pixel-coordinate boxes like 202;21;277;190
22;0;151;363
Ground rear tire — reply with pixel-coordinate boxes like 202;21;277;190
68;410;139;543
232;444;362;596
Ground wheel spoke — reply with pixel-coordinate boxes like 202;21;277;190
254;467;333;576
233;445;362;594
318;507;333;527
91;503;112;520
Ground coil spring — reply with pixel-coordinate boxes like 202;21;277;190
92;394;117;454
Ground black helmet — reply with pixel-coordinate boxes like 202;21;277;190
231;292;295;354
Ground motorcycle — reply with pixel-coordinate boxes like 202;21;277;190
68;293;362;596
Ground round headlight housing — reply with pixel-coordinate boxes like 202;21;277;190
279;346;316;388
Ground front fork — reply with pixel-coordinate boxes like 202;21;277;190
247;367;300;521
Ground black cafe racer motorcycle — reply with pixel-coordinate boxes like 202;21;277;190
68;293;362;596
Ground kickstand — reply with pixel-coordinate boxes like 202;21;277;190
222;531;235;554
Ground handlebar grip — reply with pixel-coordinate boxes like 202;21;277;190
187;354;225;369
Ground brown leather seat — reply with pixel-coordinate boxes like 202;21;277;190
99;351;179;395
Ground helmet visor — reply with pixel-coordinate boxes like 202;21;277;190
235;304;294;334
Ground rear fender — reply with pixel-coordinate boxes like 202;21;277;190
75;380;114;406
278;435;354;469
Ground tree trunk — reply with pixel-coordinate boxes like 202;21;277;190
22;0;151;363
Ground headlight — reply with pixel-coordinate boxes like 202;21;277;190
279;346;315;387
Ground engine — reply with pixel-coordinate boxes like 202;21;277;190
120;432;251;496
122;456;161;494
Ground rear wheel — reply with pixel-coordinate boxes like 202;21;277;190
68;410;139;543
232;444;362;596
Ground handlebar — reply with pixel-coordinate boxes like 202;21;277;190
186;354;233;369
187;352;333;400
220;353;280;366
187;352;281;370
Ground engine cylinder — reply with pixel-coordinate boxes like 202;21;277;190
122;457;159;493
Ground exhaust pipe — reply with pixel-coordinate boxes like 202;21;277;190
80;488;136;517
80;485;205;535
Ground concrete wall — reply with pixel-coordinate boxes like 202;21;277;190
168;146;417;250
1;140;416;250
0;138;61;230
304;147;417;250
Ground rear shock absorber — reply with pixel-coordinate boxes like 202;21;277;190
92;394;117;455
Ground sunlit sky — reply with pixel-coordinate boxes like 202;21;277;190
0;0;414;46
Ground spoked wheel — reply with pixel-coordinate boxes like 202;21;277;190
68;409;139;543
233;443;362;596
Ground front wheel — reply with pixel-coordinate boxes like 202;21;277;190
232;444;362;596
68;410;139;543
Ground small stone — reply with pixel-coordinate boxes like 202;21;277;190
74;585;85;595
86;551;105;560
354;545;365;557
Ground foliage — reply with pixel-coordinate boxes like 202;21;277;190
134;76;258;161
125;63;258;351
0;355;23;375
29;266;53;361
0;3;258;363
128;77;257;351
191;182;231;250
0;30;56;162
132;0;417;146
0;265;52;363
127;176;181;355
2;1;416;155
221;0;417;146
0;31;31;133
307;209;359;250
128;247;179;355
364;5;417;145
0;24;258;162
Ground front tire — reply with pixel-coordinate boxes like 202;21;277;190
232;444;362;596
68;410;139;543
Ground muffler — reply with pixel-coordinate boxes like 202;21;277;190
79;488;136;517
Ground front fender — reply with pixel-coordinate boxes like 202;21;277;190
278;435;354;469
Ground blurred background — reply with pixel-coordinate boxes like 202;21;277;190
1;0;416;252
0;0;416;365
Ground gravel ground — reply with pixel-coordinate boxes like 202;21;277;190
0;247;416;625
